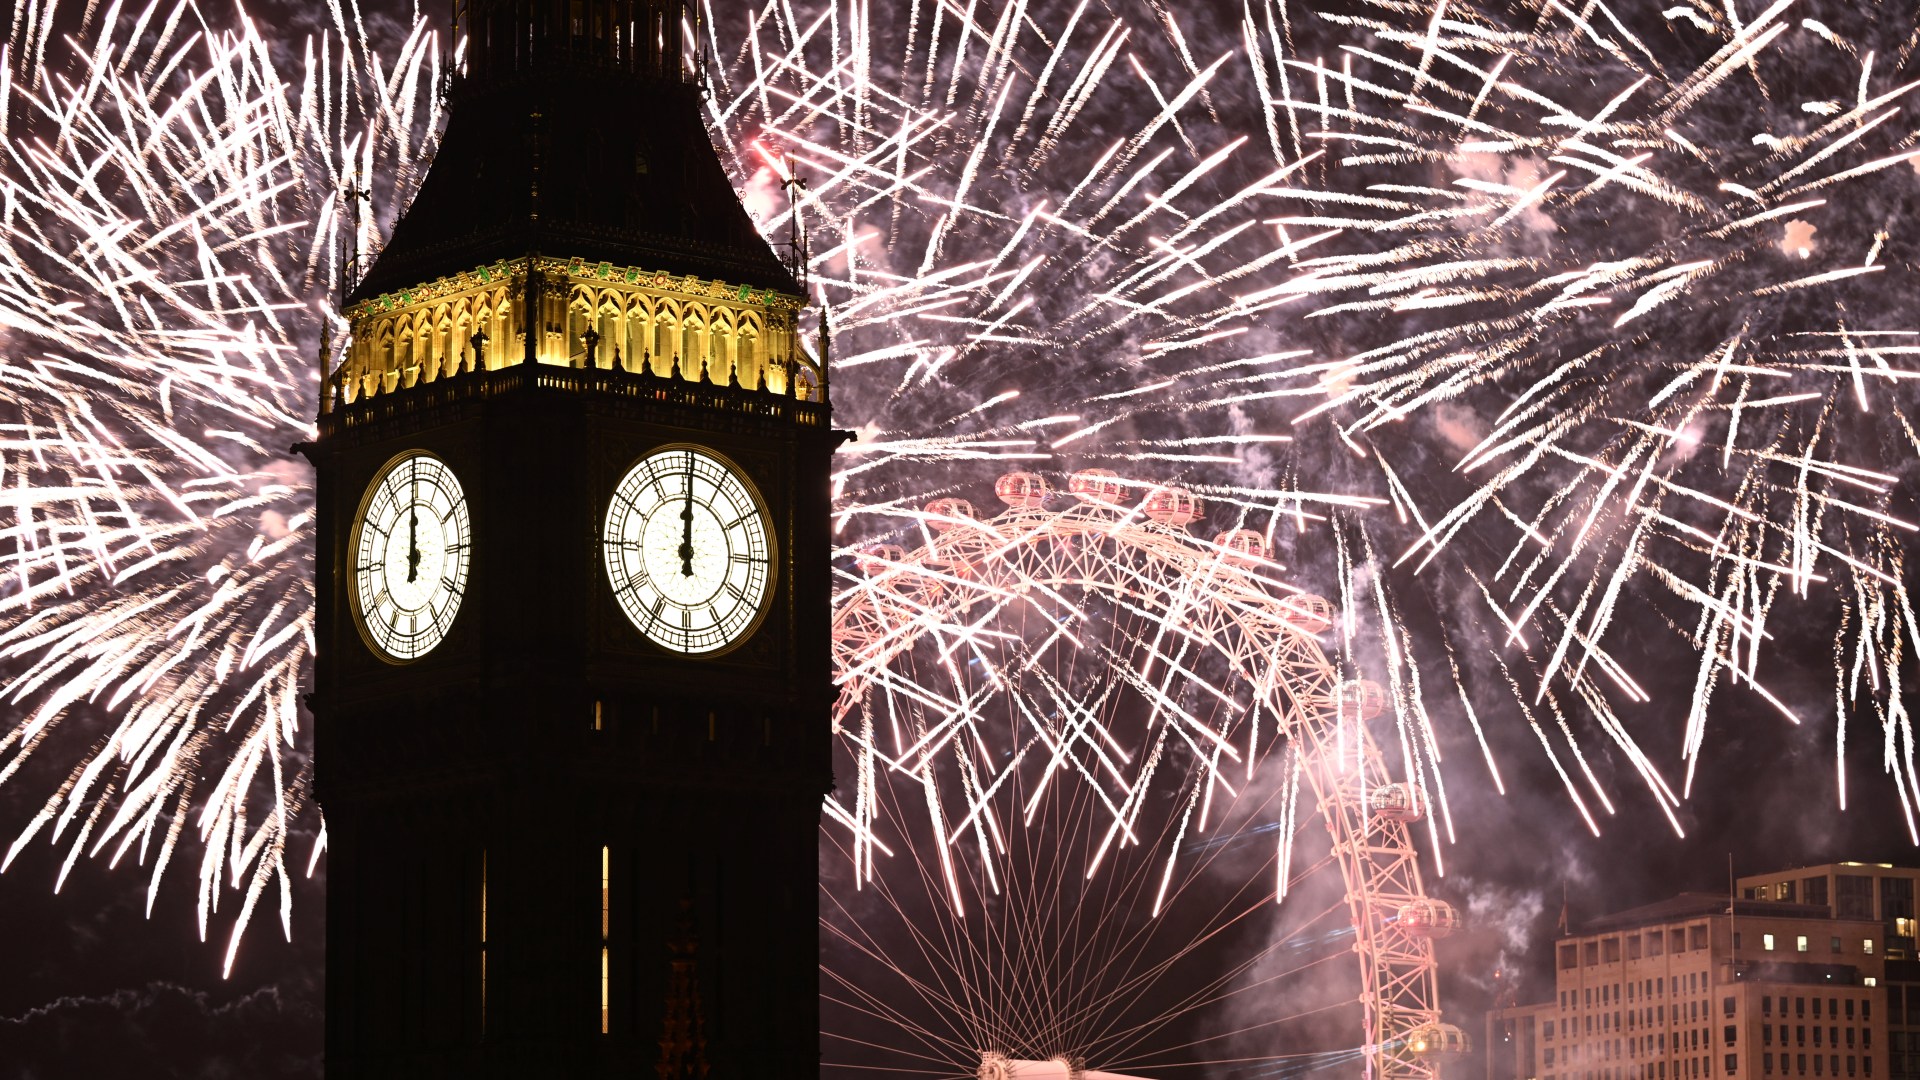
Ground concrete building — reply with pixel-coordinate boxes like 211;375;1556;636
1740;865;1920;1080
1489;893;1888;1080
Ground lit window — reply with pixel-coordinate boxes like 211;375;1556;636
1764;934;1777;951
1798;936;1810;953
601;845;610;1034
1863;939;1875;954
481;849;489;1033
1864;978;1877;987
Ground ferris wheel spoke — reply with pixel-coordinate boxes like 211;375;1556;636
828;482;1451;1076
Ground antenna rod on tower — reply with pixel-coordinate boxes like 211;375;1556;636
524;108;543;365
781;161;811;303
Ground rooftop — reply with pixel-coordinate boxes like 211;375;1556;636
1574;892;1843;934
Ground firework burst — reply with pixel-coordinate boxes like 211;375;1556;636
0;0;440;968
2;0;1916;1012
1246;0;1920;834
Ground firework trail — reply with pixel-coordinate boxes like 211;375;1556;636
1;0;1915;1019
0;0;441;969
1244;0;1920;836
0;0;1312;964
735;0;1920;841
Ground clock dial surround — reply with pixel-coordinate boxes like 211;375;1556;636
603;445;775;655
349;451;472;662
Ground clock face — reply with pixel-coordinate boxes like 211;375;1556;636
603;446;774;655
350;452;471;661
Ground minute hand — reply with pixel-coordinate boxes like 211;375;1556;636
678;452;695;577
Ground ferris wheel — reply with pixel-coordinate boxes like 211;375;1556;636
824;469;1468;1078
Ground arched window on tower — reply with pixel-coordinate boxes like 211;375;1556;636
452;309;470;375
711;311;735;385
568;293;593;367
654;307;676;375
377;322;396;378
681;309;704;380
624;298;650;373
738;315;761;390
474;305;495;370
432;311;453;380
596;299;619;369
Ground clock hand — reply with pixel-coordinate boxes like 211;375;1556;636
407;465;421;583
678;451;695;577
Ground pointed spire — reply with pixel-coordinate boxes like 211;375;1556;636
317;322;335;416
522;253;542;365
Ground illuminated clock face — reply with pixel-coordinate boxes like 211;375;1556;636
350;452;471;661
603;446;774;654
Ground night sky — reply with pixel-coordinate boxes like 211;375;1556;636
4;0;1920;1077
5;675;1912;1077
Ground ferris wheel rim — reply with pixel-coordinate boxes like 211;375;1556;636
827;487;1453;1078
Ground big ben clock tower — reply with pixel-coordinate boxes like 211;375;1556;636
301;3;840;1076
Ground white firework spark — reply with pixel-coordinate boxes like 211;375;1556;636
0;0;441;970
0;0;1913;1029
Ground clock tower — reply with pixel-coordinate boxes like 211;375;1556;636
301;3;840;1076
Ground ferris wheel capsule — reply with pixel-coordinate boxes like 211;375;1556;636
995;471;1052;509
857;544;907;576
1068;468;1128;504
1142;486;1201;526
1405;1022;1471;1061
1397;898;1461;939
1369;782;1424;824
1277;594;1335;635
1214;529;1267;564
925;497;978;529
1335;679;1387;721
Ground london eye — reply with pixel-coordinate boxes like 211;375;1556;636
824;470;1468;1078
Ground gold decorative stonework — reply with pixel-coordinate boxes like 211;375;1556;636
333;258;816;406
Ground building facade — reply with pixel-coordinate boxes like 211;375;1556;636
1490;894;1889;1080
1741;865;1920;1080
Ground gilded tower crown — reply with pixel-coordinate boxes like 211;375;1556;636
329;0;817;409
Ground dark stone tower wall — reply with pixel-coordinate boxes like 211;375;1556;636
350;0;796;304
309;4;834;1076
